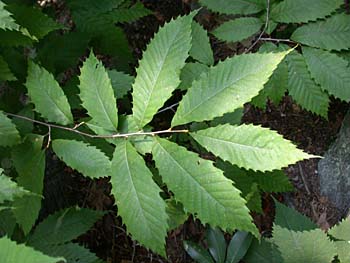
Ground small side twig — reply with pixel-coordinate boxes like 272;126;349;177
72;121;85;130
298;163;311;195
4;112;189;139
259;37;297;44
45;125;51;148
245;0;270;53
156;102;179;115
131;240;136;262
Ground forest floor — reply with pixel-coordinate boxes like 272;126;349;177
42;0;350;262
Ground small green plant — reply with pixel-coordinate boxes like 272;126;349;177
184;227;253;263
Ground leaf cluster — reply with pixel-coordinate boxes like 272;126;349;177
200;0;350;117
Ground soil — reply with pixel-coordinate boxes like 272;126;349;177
40;0;350;262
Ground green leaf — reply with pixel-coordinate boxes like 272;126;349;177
328;217;350;241
252;170;293;193
206;227;226;263
215;161;262;212
184;240;215;263
338;50;350;64
302;47;350;102
0;171;30;203
0;29;32;47
166;199;188;231
28;207;105;247
12;106;34;135
67;0;124;14
334;241;350;262
11;135;45;235
107;69;134;99
217;162;292;209
79;52;118;132
111;140;168;256
244;239;283;263
191;124;314;172
67;0;133;68
270;0;342;23
291;14;350;51
37;32;89;74
242;183;262;213
286;51;329;117
61;77;82;110
274;201;317;231
25;61;73;125
0;0;19;30
0;208;16;236
132;12;195;128
251;62;287;108
50;122;114;159
190;21;214;65
68;0;127;31
104;2;152;24
172;51;289;126
264;16;277;35
210;108;243;127
152;138;257;235
226;231;253;263
0;55;16;81
0;111;20;147
199;0;264;15
38;242;104;263
0;236;65;263
252;43;288;108
212;17;263;43
0;47;27;81
273;227;336;263
7;4;63;39
178;62;209;91
52;139;111;179
90;25;133;70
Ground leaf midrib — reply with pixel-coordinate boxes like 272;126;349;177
305;51;350;87
95;78;117;130
39;82;71;123
81;64;117;131
193;132;272;153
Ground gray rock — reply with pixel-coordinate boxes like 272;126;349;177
318;111;350;217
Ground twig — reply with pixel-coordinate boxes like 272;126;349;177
131;240;136;262
298;163;311;195
45;125;51;148
259;37;297;44
156;102;179;115
73;121;85;130
245;0;270;53
4;112;189;139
